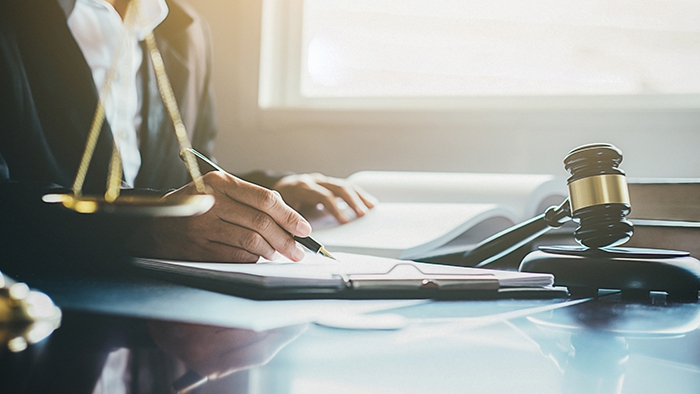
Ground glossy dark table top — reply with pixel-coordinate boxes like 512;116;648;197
2;270;700;394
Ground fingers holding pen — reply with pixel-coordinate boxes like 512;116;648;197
137;172;311;263
214;201;306;262
208;173;312;236
205;172;309;261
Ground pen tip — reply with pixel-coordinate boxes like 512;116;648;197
318;247;337;260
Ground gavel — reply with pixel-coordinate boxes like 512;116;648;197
457;142;700;299
461;143;633;268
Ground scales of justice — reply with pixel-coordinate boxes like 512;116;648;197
42;0;214;217
4;0;213;353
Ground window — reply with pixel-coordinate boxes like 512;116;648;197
260;0;700;109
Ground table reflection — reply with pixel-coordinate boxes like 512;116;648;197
246;297;700;393
3;295;700;394
0;312;306;394
148;320;306;393
526;297;700;394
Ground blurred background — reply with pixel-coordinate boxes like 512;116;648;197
185;0;700;179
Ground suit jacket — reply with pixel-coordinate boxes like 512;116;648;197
0;0;280;273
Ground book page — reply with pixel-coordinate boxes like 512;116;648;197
310;203;515;259
349;171;567;220
305;171;567;260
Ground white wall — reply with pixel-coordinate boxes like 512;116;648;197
188;0;700;180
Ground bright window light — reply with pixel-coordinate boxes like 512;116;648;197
299;0;700;98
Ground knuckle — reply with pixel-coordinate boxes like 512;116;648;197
240;231;263;252
319;189;336;201
284;208;301;226
281;234;297;252
259;189;281;210
298;173;313;182
251;211;274;232
203;171;228;187
203;170;222;181
334;180;351;192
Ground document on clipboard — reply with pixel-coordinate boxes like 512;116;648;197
133;253;561;300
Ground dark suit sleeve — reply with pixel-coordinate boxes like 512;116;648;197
0;11;147;275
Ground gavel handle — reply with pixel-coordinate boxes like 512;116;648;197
460;199;572;268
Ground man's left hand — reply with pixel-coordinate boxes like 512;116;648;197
273;173;376;224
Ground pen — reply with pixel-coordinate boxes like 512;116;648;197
292;235;336;260
181;148;336;260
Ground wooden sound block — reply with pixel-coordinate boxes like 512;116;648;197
519;246;700;301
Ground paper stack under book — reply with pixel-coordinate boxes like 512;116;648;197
625;179;700;260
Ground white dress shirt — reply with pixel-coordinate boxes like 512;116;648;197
67;0;168;186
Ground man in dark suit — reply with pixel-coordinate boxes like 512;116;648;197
0;0;374;269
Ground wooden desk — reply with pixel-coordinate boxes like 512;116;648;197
2;268;699;393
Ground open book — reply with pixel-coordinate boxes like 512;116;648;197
308;172;567;260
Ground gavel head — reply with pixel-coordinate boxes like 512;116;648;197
564;143;634;248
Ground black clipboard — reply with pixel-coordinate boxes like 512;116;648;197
132;254;568;300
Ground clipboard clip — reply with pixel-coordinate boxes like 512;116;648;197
341;263;499;291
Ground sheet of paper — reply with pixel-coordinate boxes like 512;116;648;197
349;171;566;220
309;203;514;259
137;252;554;289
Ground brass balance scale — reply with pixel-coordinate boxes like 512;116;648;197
3;0;214;352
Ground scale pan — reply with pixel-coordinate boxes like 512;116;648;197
42;193;215;217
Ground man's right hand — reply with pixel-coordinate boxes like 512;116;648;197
128;172;312;263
